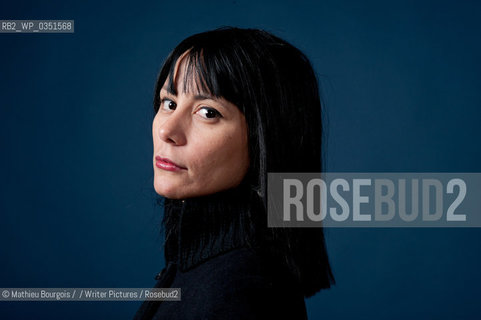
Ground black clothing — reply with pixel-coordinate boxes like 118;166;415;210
134;195;308;319
134;247;307;319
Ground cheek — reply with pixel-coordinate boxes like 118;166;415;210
188;130;247;178
188;138;224;170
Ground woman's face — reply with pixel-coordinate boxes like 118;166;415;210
152;56;249;199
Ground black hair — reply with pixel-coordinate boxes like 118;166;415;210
153;27;334;297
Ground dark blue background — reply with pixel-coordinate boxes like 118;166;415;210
1;0;480;319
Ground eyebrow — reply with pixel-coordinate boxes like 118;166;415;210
160;88;219;102
193;93;217;101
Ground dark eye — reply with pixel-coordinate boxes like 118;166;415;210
196;107;222;119
161;98;176;111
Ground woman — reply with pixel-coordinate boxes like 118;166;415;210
135;27;334;320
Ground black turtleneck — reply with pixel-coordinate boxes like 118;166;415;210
134;188;308;320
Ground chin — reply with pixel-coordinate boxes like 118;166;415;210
154;180;183;199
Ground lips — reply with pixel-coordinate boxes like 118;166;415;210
155;156;187;171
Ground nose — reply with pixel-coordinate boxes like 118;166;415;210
156;109;188;146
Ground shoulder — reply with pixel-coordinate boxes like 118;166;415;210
172;247;307;320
